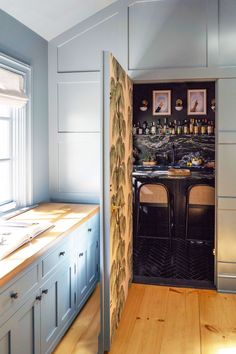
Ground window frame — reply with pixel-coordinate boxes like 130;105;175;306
0;52;32;215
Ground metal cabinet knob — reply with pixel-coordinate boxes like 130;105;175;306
59;251;65;256
88;228;92;232
79;252;84;257
36;295;42;301
10;292;18;299
42;289;48;295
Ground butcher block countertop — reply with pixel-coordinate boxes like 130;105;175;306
0;203;99;287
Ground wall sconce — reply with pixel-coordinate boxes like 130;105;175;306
175;99;183;111
139;99;148;112
211;99;215;111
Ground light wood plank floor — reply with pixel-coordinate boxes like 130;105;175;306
109;284;236;354
53;283;236;354
53;285;100;354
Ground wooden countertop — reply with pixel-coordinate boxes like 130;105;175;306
0;203;99;287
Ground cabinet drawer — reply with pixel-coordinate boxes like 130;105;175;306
42;239;71;278
75;213;99;246
218;262;236;277
0;266;38;315
218;276;236;293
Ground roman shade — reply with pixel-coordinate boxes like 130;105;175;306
0;67;28;108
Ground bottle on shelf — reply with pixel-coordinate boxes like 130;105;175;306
172;120;177;135
193;119;199;135
137;121;143;135
157;119;162;135
207;120;214;135
145;123;150;135
150;121;156;135
163;118;167;135
189;118;194;134
142;121;147;132
177;120;182;135
133;123;137;135
201;118;207;135
183;119;189;135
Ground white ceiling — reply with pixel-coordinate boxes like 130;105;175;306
0;0;117;41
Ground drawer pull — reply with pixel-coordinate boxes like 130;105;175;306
88;228;92;232
42;289;48;295
79;252;84;257
36;295;42;301
59;251;66;256
10;292;18;299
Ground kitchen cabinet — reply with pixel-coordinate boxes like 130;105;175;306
76;213;99;310
0;291;40;354
0;206;100;354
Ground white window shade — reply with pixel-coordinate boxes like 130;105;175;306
0;68;28;108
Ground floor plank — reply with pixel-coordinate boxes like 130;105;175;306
200;290;236;354
159;288;201;354
53;285;100;354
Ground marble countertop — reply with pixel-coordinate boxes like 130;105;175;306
133;166;215;180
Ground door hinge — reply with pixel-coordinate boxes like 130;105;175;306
212;248;216;256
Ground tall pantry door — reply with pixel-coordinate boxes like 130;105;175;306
100;52;133;351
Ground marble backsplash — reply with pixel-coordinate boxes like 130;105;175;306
133;135;215;165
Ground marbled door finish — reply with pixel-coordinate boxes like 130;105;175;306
133;135;215;165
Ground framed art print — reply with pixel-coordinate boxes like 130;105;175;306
187;89;207;115
153;90;171;116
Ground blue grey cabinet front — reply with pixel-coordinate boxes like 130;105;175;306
40;260;75;354
0;292;40;354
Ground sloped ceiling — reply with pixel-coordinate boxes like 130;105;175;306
0;0;117;41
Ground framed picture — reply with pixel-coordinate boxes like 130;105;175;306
187;89;207;115
153;90;171;115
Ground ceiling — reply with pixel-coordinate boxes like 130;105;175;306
0;0;117;41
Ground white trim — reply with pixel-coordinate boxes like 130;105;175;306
0;52;33;212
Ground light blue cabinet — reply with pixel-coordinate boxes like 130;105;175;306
0;292;40;354
76;213;99;311
0;210;99;354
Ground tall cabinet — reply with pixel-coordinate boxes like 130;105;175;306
217;79;236;292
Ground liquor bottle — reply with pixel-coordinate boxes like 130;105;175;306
177;121;182;135
163;118;167;135
151;121;157;135
201;118;207;135
189;119;194;134
157;119;162;135
207;120;214;135
137;122;143;135
193;119;199;135
145;123;150;135
183;119;189;135
171;121;175;134
133;123;137;135
142;121;147;131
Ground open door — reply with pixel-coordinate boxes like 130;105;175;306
100;52;133;352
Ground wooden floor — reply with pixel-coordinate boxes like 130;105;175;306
109;284;236;354
53;285;100;354
53;283;236;354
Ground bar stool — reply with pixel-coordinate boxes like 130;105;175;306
136;183;172;241
185;184;215;242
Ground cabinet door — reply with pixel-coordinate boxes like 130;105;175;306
0;293;40;354
40;271;60;354
77;243;88;309
87;230;99;289
58;262;75;329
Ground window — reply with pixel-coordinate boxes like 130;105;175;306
0;53;32;214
